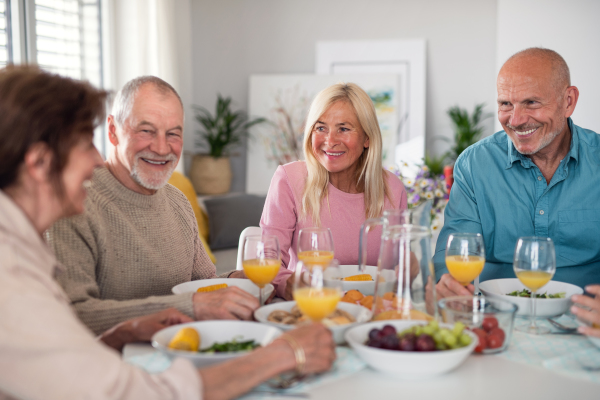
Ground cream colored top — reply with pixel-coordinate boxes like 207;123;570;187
46;167;220;335
0;190;202;400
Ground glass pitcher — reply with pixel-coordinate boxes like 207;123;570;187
371;224;437;321
358;201;432;273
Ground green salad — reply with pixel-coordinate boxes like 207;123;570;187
506;289;566;299
199;337;260;353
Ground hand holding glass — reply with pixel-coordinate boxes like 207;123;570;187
445;233;486;286
242;235;280;305
513;237;556;335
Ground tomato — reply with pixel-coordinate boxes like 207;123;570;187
488;327;505;343
487;334;503;349
472;328;487;353
482;317;499;332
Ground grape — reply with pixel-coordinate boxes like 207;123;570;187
444;334;457;347
415;334;436;351
459;333;472;346
452;322;465;336
382;334;400;350
422;325;434;335
368;329;380;341
399;336;416;351
381;325;397;336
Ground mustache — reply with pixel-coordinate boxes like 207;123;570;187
506;123;540;131
135;151;178;163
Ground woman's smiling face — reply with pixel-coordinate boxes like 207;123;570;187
311;101;369;184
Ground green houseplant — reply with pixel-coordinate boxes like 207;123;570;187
189;95;265;195
443;103;491;192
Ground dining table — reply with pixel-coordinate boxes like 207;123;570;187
123;316;599;399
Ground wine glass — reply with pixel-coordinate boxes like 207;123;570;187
297;227;334;270
242;235;281;306
293;260;342;322
445;233;486;287
513;237;556;335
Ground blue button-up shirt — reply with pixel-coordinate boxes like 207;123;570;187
434;118;600;288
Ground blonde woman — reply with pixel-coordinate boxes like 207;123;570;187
261;82;408;299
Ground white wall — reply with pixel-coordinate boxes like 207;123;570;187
190;0;498;192
496;0;600;132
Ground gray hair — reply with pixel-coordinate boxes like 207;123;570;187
111;76;183;127
506;47;571;93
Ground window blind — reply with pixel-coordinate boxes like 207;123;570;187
0;0;9;68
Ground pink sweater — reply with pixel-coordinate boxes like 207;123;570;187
261;161;408;297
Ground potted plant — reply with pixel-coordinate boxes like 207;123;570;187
443;103;491;191
189;95;265;195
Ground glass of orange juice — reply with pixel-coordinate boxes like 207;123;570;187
293;260;342;322
513;237;556;335
242;235;281;306
445;233;486;287
297;228;334;270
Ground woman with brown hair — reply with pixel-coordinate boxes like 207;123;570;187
0;66;335;400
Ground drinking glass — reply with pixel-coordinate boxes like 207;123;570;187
242;235;281;306
445;233;486;287
513;237;556;335
293;260;343;322
297;227;334;270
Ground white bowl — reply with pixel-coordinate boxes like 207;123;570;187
335;265;395;296
479;278;583;318
254;300;372;344
172;278;274;300
151;320;282;367
345;320;477;378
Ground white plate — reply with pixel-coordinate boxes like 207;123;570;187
151;320;282;367
172;278;274;300
345;320;477;378
254;300;372;344
479;278;583;318
334;265;396;296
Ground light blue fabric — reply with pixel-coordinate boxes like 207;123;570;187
434;118;600;288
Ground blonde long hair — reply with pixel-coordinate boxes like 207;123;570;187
301;82;389;226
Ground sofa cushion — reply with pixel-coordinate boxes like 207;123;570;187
204;194;266;250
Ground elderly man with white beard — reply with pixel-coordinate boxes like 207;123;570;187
46;76;257;335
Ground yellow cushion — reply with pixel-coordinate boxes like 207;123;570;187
168;171;216;264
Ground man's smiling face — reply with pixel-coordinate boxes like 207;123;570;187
497;58;568;156
108;83;183;195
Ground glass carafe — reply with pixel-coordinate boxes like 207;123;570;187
371;224;437;321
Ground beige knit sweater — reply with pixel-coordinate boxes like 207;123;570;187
46;167;222;335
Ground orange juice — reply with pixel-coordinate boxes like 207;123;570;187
516;270;553;291
297;250;334;268
242;258;280;288
293;287;341;321
445;255;485;286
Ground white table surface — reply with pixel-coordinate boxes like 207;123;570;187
123;338;599;400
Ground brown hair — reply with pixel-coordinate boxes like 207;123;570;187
0;65;108;191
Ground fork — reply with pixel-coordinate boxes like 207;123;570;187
547;318;579;333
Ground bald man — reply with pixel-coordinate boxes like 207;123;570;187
433;47;600;298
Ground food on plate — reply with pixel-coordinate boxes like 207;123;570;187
343;274;373;281
506;289;565;298
340;289;374;309
200;338;260;353
366;321;472;351
341;289;364;303
168;327;200;352
267;305;356;326
469;316;505;353
196;283;228;293
373;309;433;321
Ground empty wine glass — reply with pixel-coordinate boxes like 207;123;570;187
513;237;556;335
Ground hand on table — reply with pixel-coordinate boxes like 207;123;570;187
280;323;336;375
100;308;192;351
193;286;259;320
432;273;475;299
571;285;600;338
